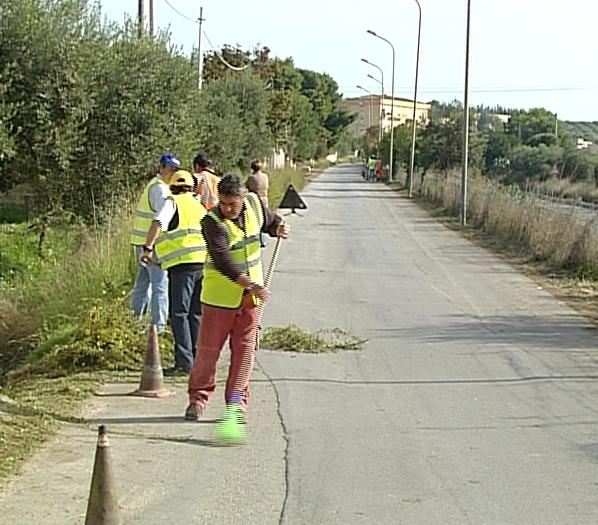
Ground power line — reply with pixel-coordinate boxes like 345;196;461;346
342;85;598;95
161;0;197;23
203;31;250;71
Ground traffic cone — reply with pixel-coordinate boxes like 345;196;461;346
85;425;120;525
129;324;173;398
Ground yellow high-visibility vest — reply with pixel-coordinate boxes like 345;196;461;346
155;193;207;270
130;177;168;246
201;193;264;308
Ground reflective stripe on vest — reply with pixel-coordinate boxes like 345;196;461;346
201;193;265;309
130;177;168;245
154;193;207;270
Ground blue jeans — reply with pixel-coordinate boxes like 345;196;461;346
168;265;202;371
131;245;169;330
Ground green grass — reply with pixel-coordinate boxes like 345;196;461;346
0;222;76;294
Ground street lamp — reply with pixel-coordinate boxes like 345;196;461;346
367;30;396;182
356;84;374;134
365;74;384;147
408;0;422;197
361;58;385;151
461;0;471;226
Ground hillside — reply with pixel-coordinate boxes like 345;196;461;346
564;121;598;143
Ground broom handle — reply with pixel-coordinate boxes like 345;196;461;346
263;237;282;289
230;236;283;406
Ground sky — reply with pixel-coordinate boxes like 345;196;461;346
98;0;598;121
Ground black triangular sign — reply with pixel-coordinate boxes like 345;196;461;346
278;184;307;212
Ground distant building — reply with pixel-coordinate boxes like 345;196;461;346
577;137;593;150
340;95;431;138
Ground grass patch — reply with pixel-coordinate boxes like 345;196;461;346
0;373;99;484
261;324;368;353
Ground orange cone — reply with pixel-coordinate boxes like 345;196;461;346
85;425;120;525
129;325;174;398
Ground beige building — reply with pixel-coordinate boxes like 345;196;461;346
341;95;431;138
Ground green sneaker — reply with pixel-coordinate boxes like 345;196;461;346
214;404;246;445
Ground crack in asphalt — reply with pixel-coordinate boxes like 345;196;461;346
256;357;291;525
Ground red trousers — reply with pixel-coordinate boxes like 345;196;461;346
187;298;260;411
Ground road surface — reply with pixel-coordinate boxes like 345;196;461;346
1;164;597;524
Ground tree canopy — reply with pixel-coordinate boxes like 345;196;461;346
0;0;353;220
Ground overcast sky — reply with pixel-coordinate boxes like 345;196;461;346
98;0;598;121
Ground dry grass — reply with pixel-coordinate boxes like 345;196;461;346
531;177;598;203
421;172;598;277
416;172;598;324
261;325;368;353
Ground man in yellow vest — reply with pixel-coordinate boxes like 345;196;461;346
192;152;220;210
185;173;289;420
130;152;181;330
141;170;207;375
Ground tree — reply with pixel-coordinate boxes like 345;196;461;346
506;108;557;143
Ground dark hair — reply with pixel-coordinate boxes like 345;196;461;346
250;159;262;173
193;152;212;169
170;185;191;195
218;173;244;197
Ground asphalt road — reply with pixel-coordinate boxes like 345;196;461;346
1;164;597;524
259;164;598;524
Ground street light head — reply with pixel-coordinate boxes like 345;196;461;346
367;74;375;80
361;58;370;64
367;29;377;36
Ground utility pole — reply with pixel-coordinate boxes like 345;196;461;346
137;0;144;38
148;0;154;37
197;6;206;89
555;113;558;137
460;0;471;227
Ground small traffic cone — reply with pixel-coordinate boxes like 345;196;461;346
129;325;173;398
85;425;120;525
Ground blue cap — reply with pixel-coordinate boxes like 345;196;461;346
159;152;181;169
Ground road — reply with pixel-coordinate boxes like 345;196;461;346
259;164;598;524
1;163;598;524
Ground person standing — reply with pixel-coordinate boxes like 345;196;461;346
246;159;270;247
192;152;220;211
245;159;269;203
130;152;181;331
185;173;289;420
141;170;207;375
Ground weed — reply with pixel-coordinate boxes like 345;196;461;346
261;324;368;353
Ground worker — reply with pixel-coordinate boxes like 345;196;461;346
192;152;220;210
130;152;181;331
245;159;269;203
184;173;290;421
141;170;207;376
246;159;270;247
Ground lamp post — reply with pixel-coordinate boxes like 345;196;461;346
408;0;422;197
367;30;396;182
356;85;375;153
356;85;373;131
361;58;385;152
366;74;384;146
461;0;471;226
